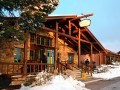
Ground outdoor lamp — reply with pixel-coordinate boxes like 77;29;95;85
79;19;91;27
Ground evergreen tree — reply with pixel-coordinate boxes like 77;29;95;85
0;0;59;56
0;0;59;46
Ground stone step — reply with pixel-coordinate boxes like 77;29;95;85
71;68;93;80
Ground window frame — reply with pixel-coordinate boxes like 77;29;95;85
30;49;35;60
68;53;74;64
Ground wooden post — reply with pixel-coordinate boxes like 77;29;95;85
99;51;101;66
90;43;93;76
54;22;58;70
69;20;71;35
23;30;30;76
78;28;81;67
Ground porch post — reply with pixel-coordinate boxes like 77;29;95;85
78;28;81;67
23;30;30;76
54;22;58;70
99;51;101;66
90;43;93;75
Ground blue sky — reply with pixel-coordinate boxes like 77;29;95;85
50;0;120;52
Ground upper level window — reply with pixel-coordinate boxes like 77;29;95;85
36;36;51;46
41;37;45;45
37;36;41;44
46;38;50;46
30;33;35;43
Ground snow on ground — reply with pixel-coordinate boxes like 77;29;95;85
19;62;120;90
19;75;90;90
93;63;120;80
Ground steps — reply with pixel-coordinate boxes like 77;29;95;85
11;75;26;85
64;68;93;80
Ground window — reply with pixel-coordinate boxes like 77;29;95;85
68;53;74;64
46;38;50;46
30;50;35;60
37;36;41;44
41;37;44;45
36;36;52;46
30;34;35;43
14;48;22;62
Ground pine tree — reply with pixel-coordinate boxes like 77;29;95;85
0;0;59;39
0;0;59;57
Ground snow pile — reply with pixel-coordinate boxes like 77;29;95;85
93;65;120;80
23;71;52;86
19;74;90;90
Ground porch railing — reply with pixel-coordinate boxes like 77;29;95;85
60;61;93;76
0;62;24;75
80;62;93;76
0;62;54;76
27;63;54;74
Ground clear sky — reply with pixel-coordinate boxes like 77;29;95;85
50;0;120;52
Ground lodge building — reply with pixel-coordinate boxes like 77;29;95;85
0;14;120;76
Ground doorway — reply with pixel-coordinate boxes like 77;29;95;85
38;48;54;64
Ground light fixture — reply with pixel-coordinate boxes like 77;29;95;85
79;19;91;27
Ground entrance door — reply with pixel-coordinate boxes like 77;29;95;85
38;48;54;64
47;50;54;64
38;48;44;62
47;50;54;72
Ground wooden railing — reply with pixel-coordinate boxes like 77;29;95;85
0;61;93;76
60;61;79;70
27;63;54;74
57;61;67;73
80;62;93;76
0;62;54;76
0;62;24;75
60;61;94;76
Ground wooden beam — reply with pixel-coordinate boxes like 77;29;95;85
81;39;91;43
76;35;92;44
81;33;99;51
45;15;77;20
80;29;87;32
70;13;93;21
60;36;77;50
71;38;78;44
71;22;78;29
61;28;65;33
73;28;86;34
73;29;78;33
58;18;66;23
81;47;90;53
69;20;71;35
43;27;78;40
65;25;69;29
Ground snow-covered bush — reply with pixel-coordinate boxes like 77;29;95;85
24;71;52;87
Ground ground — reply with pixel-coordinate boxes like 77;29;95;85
86;77;120;90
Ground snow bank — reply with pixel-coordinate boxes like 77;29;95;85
19;74;90;90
